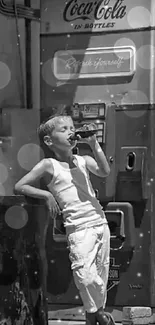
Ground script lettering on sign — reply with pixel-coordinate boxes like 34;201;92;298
63;0;126;23
65;56;124;71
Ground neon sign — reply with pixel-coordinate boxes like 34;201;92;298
53;47;136;80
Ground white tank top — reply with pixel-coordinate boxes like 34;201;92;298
47;155;107;230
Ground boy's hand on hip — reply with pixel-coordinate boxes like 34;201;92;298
45;193;61;218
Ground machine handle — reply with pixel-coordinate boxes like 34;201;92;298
110;235;126;251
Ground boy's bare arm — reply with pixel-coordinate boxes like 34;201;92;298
15;159;50;198
83;139;110;178
15;159;60;215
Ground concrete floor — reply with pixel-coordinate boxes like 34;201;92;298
48;321;85;325
48;321;121;325
48;305;123;324
48;305;123;325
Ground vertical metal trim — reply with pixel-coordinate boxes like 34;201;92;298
25;0;32;109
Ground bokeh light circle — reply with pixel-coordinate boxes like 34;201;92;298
5;205;28;229
121;90;148;105
114;38;136;49
136;45;155;69
127;6;151;29
53;51;78;82
42;59;57;86
114;38;136;60
0;61;11;89
53;56;74;81
0;163;8;183
122;109;146;118
17;143;44;171
121;90;148;118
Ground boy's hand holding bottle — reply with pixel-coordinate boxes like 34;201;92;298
70;123;97;145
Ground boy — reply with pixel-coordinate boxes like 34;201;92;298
15;114;114;325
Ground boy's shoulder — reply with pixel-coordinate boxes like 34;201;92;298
41;158;55;179
42;158;53;168
36;158;54;172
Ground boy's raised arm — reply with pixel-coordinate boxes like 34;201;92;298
85;139;110;177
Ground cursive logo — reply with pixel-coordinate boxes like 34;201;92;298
63;0;126;22
65;55;124;73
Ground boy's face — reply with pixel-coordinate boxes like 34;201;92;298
45;116;76;150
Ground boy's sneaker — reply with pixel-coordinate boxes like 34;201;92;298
103;312;115;325
96;309;115;325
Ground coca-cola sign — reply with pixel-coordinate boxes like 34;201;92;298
41;0;152;34
53;47;135;80
63;0;126;22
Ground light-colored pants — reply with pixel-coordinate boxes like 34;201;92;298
67;223;110;313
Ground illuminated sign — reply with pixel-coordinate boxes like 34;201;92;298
53;47;136;80
41;0;152;34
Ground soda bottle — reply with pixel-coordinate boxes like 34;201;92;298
70;124;97;140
